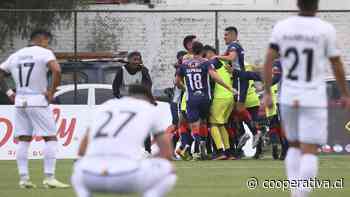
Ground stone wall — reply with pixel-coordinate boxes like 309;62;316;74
1;10;350;89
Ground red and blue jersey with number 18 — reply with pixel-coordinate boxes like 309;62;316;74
177;58;213;101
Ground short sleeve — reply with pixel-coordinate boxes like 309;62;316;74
269;24;280;52
227;44;237;53
0;56;13;73
209;58;221;69
176;65;185;77
43;50;56;65
326;25;340;58
151;106;170;135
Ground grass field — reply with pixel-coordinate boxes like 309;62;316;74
0;155;349;197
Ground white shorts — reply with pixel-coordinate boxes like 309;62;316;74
72;157;175;196
14;107;57;137
280;105;328;145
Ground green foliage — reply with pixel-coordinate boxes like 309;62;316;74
0;0;90;49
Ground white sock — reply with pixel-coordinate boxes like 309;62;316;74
144;174;177;197
44;141;58;179
16;141;30;181
71;163;91;197
285;147;302;181
298;154;318;197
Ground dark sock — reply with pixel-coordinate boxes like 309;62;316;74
270;132;278;145
172;135;179;149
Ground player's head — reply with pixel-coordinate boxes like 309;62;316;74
127;84;155;104
183;35;197;53
224;26;238;45
191;41;204;56
297;0;319;14
30;29;52;48
127;51;143;69
203;45;217;59
175;50;187;68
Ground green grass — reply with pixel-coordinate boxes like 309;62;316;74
0;155;349;197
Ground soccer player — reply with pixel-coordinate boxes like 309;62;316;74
0;30;69;188
262;0;350;196
176;41;234;160
175;35;197;160
71;84;176;197
218;26;251;151
203;45;235;160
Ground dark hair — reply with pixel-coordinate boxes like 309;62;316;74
203;45;217;55
183;35;196;50
298;0;319;12
30;29;52;40
127;84;154;101
191;41;204;55
127;51;142;60
176;50;187;60
225;26;238;36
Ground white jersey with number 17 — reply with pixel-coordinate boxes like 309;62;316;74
270;16;340;107
0;46;56;107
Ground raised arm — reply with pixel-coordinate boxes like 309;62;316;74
208;68;235;93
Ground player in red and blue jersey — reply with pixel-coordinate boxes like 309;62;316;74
176;41;234;160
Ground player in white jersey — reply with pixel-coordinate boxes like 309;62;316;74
0;30;69;189
71;84;176;197
262;1;350;197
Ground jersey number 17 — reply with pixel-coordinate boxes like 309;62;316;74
17;63;35;87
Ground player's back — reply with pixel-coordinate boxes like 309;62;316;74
4;46;56;106
180;58;211;101
272;16;339;107
82;97;163;173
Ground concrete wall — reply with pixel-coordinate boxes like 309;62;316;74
1;4;350;89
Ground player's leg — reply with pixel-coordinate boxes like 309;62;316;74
140;158;177;197
28;107;69;188
186;100;203;160
176;112;191;160
218;99;235;159
14;108;36;188
297;107;327;197
209;99;226;160
71;161;91;197
236;109;253;149
280;105;301;196
197;100;211;159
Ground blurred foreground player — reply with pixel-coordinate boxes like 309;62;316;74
72;84;176;197
0;30;69;188
263;0;350;196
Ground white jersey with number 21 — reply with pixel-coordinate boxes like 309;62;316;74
270;16;340;107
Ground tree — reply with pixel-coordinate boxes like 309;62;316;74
0;0;90;50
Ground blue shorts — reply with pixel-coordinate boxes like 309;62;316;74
186;99;211;123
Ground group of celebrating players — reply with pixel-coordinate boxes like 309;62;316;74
167;28;288;161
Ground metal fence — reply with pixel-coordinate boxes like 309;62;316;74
1;9;350;89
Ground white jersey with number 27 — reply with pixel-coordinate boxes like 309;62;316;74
0;46;56;107
270;16;340;107
80;97;169;173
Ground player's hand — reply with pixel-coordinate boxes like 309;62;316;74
236;102;246;112
262;92;273;109
45;89;55;103
231;88;238;95
339;96;350;110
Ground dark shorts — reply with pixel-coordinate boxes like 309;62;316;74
247;106;260;121
186;99;211;123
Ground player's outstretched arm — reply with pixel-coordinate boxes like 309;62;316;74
330;57;350;109
218;51;237;62
47;60;61;102
154;132;173;161
262;48;279;108
208;69;236;94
